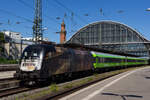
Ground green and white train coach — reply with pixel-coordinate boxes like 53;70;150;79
91;51;148;69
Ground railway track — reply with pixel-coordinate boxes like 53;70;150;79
0;86;35;98
0;78;20;92
0;79;39;98
0;64;18;72
0;78;15;83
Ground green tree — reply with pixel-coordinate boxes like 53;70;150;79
0;32;5;52
0;32;4;42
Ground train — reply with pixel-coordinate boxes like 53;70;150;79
14;43;149;84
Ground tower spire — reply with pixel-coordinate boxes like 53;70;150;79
60;20;66;44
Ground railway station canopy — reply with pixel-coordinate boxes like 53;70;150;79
67;21;150;57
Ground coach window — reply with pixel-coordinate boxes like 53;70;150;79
96;57;98;63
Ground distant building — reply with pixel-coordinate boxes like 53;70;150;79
1;30;49;59
0;30;28;59
22;37;49;42
2;30;21;42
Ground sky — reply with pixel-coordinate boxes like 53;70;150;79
0;0;150;43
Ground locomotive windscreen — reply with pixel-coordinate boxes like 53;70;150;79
21;45;43;59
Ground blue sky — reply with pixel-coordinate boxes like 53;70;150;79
0;0;150;43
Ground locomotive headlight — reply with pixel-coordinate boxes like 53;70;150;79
27;63;36;70
27;66;35;70
21;60;39;71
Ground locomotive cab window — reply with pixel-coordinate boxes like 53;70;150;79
22;48;42;60
44;52;54;60
44;49;56;60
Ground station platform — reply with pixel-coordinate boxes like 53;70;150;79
60;66;150;100
0;71;15;79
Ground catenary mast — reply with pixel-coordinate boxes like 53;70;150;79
33;0;42;43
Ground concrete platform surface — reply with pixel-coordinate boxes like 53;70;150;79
60;66;150;100
0;71;16;79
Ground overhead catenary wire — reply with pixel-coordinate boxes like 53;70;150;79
17;0;60;25
17;0;82;36
0;9;33;23
17;0;34;10
51;0;88;24
17;0;62;40
47;0;80;37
